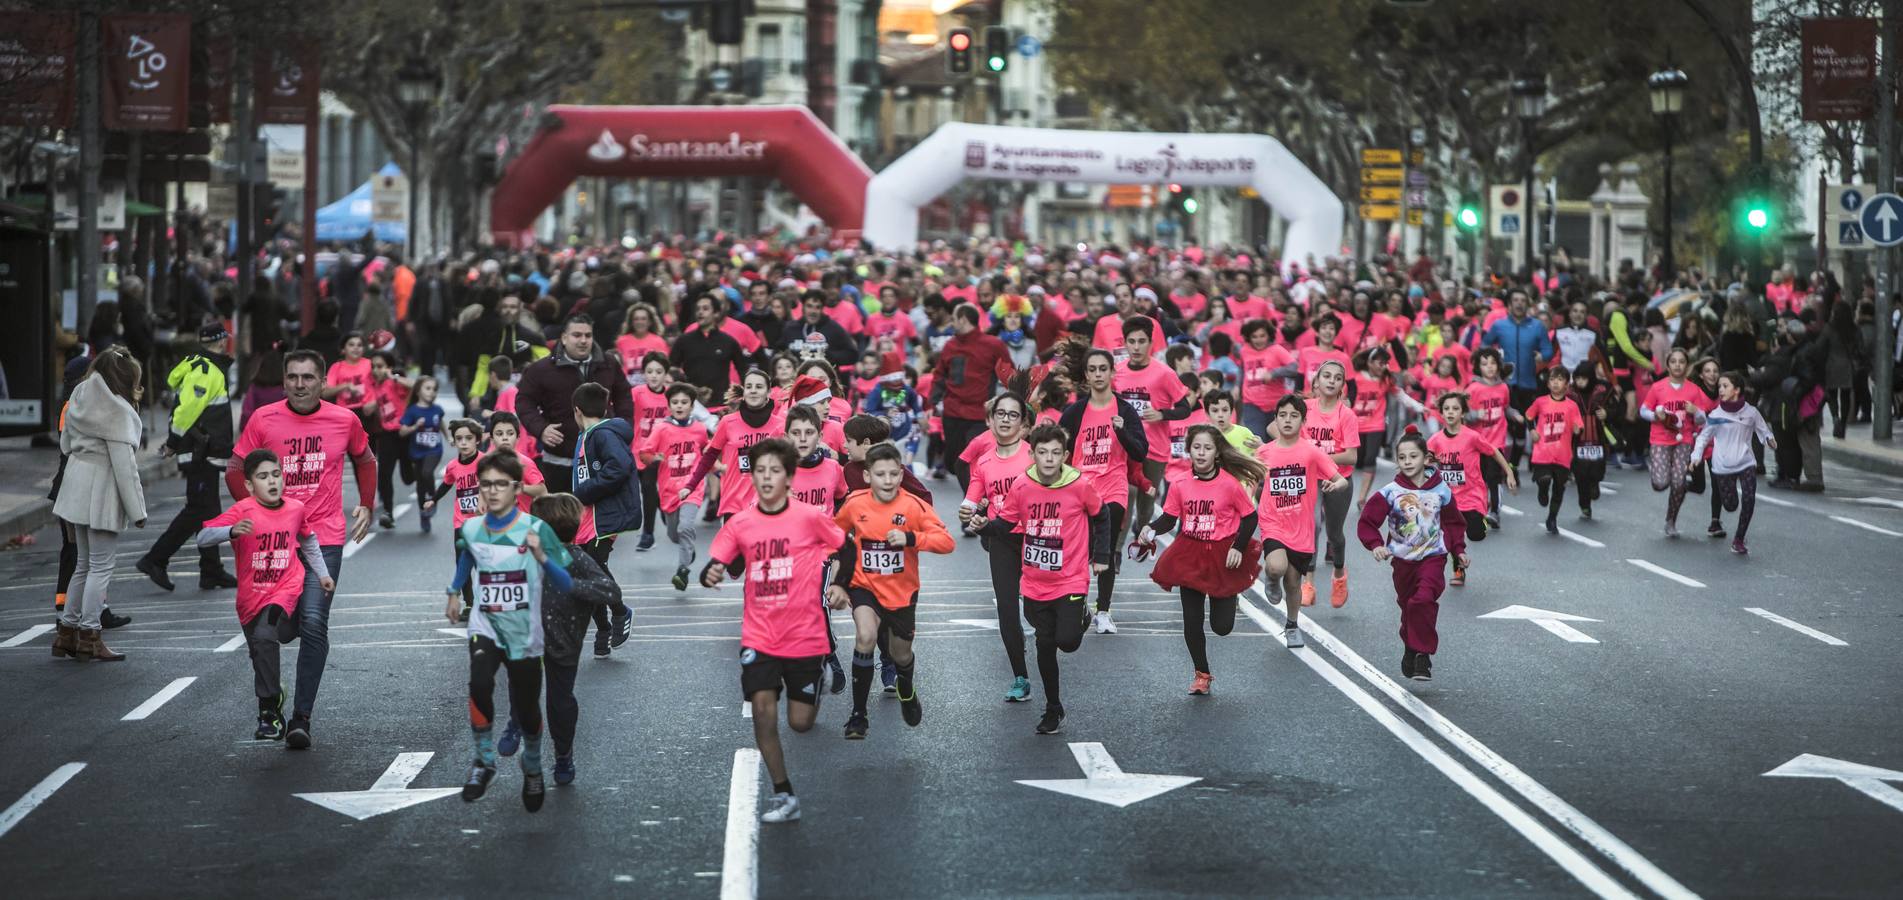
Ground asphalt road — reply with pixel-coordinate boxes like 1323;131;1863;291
0;453;1899;899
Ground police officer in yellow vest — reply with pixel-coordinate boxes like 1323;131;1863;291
136;324;240;591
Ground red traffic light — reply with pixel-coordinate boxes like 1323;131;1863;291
949;31;971;51
1167;183;1182;194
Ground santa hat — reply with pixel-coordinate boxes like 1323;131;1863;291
792;375;832;406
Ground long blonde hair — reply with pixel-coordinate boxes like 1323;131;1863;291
1183;423;1265;492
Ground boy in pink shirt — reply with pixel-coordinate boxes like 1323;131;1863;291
1253;395;1351;648
702;438;852;826
197;449;333;741
1113;316;1192;544
637;384;711;591
1526;366;1585;534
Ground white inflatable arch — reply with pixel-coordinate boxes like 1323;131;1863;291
862;123;1343;269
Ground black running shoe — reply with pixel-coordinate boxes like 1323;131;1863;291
522;770;546;812
636;532;655;552
610;607;632;648
827;656;846;695
1707;519;1727;539
1401;649;1417;679
899;682;923;727
1545;519;1559;535
200;569;239;590
99;608;131;629
379;513;395;530
1537;481;1550;507
672;567;690;592
844;712;868;739
1411;654;1432;682
285;715;312;750
593;628;611;659
462;762;496;801
255;709;286;741
1035;706;1065;735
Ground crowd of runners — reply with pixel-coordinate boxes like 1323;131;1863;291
49;233;1863;823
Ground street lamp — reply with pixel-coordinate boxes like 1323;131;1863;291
396;57;437;258
1648;64;1689;288
1512;73;1546;294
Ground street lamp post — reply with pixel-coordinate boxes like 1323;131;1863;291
396;58;436;259
1649;65;1689;290
1512;73;1547;295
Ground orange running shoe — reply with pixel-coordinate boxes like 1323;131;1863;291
1450;565;1466;587
1329;573;1349;608
1300;580;1316;607
1189;671;1213;696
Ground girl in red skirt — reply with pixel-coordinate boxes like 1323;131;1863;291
1139;424;1266;696
1356;428;1468;683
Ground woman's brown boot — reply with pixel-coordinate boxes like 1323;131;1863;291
51;623;78;658
74;628;126;662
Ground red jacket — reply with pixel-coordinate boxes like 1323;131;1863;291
930;330;1011;421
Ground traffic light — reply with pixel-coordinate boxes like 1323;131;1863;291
984;26;1010;73
947;28;973;75
1456;193;1482;234
1167;183;1197;215
1742;200;1771;232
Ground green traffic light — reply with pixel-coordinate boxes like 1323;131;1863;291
1182;198;1199;214
1457;207;1480;229
1746;207;1769;230
988;56;1005;72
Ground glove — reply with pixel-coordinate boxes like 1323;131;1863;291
1126;537;1157;563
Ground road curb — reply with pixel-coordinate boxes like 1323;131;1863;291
1822;439;1903;479
0;455;178;541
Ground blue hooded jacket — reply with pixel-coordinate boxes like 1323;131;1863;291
572;416;643;536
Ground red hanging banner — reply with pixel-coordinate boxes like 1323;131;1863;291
0;12;77;127
1801;17;1878;122
254;45;320;125
101;13;193;131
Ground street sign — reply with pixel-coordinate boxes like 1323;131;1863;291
1859;192;1903;247
1406;169;1429;188
1489;184;1522;237
1361;167;1404;185
372;171;407;225
266;150;302;185
1016;34;1042;57
1359;203;1401;221
1404;188;1428;207
1827;183;1874;252
1406;208;1424;226
1498;213;1521;235
1360;148;1402;165
1360;186;1401;202
1408;127;1427;146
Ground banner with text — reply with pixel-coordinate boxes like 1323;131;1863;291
0;13;76;127
254;46;319;125
102;13;192;131
1801;17;1877;121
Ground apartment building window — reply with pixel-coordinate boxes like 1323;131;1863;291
759;23;782;74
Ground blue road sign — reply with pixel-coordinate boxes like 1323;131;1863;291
1017;34;1042;58
1860;192;1903;247
1840;188;1865;212
1841;221;1866;247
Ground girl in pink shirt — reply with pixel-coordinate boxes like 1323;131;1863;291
1639;348;1714;537
1057;348;1148;633
615;304;669;381
1237;319;1298;439
1526;366;1586;534
1465;349;1519;525
322;333;373;410
638;385;712;589
1425;392;1516;587
1252;395;1350;648
957;392;1035;701
628;353;671;546
1302;360;1360;611
684;369;787;520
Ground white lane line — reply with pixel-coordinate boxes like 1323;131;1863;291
1743;608;1848;646
1848;496;1903;510
1624;558;1706;588
213;635;247;653
1757;494;1795;507
1556;528;1606;549
720;748;762;900
344;503;415;559
1828;515;1903;537
0;763;86;840
122;676;197;721
0;624;54;648
1500;504;1525;517
1598;484;1618;495
1234;597;1637;899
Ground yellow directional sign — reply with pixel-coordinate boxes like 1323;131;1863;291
1409;149;1425;167
1406;209;1425;226
1361;167;1404;185
1360;186;1402;202
1361;148;1402;165
1360;203;1401;221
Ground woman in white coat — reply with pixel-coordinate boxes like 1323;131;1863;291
51;348;147;661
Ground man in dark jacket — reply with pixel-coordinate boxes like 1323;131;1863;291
930;303;1012;490
671;294;746;398
516;313;634;493
569;382;639;657
779;290;858;369
136;323;240;591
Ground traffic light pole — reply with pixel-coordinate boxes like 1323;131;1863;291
1875;1;1897;441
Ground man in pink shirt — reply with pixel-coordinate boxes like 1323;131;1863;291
226;349;376;750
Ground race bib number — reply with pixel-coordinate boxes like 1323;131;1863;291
860;539;903;575
1575;444;1605;462
736;453;752;472
1170;435;1187;459
1023;535;1065;572
1441;466;1466;486
478;569;529;612
416;430;442;448
1268;465;1305;505
1118;390;1151;414
457;487;481;515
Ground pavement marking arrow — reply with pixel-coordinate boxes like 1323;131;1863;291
1478;605;1602;643
1764;753;1903;815
1743;608;1847;646
294;751;462;821
1016;742;1199;808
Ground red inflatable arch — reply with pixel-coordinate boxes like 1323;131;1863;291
489;105;872;247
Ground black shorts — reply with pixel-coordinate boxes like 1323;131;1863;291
1532;462;1571;487
1355;432;1384;469
1261;537;1315;575
848;587;917;642
739;648;825;707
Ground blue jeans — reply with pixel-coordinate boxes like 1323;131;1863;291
294;545;346;719
1241;404;1272;440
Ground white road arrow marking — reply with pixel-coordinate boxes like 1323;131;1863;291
1743;608;1847;646
1016;742;1199;808
946;618;1001;630
1478;605;1601;643
1764;753;1903;815
294;751;462;821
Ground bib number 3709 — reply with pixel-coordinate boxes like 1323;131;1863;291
478;570;529;612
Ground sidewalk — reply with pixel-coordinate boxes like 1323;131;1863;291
0;408;178;543
1821;420;1903;479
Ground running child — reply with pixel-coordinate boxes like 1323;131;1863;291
1690;371;1775;555
683;368;785;519
443;452;573;813
425;418;486;619
568;383;639;658
1425;392;1516;587
195;449;334;740
958;393;1035;702
1162;374;1211;487
1356;429;1468;683
1567;362;1619;520
788;406;848;510
828;443;955;738
397;376;445;532
970;422;1112;735
701;438;853;824
1640;348;1714;538
1139;424;1264;695
1058;348;1147;634
1302;359;1361;609
637;384;711;591
487;411;548;513
1253;395;1351;645
1201;390;1259;451
366;351;412;530
1526;366;1586;534
629;352;672;550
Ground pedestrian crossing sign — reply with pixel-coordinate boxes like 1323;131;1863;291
1840;221;1865;247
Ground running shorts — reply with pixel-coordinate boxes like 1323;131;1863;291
1261;537;1315;575
847;587;918;642
739;648;825;706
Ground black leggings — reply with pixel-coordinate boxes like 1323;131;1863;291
1023;594;1088;708
638;462;661;534
468;636;542;738
1713;469;1758;542
1461;510;1488;544
1180;588;1237;674
544;659;579;758
374;431;408;515
986;535;1028;678
1096;503;1126;612
582;537;632;638
1481;455;1505;519
413;452;442;515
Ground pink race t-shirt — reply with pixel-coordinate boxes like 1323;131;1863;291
1253;439;1341;553
370;377;409;432
1527;395;1584;465
1297;346;1354;388
1642;379;1714;446
791;456;848;510
615;333;669;378
1071;399;1132;508
710;501;845;659
959;429;997;467
965;442;1030;515
1301;400;1361;458
203;496;317;625
326;358;373;408
631;385;669;442
1426;427;1494;513
866;312;917;346
640;419;709;513
1238;343;1295;412
232;401;370;545
1115;360;1188;463
1163;409;1210;483
1163;469;1255;543
1004;472;1103;601
440;453;483;528
1092;315;1166;364
1466;380;1511;450
1227;295;1272;322
709;409;787;517
1350;373;1389;434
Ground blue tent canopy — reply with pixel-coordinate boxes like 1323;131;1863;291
314;162;407;243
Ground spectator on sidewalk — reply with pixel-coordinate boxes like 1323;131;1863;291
50;348;149;662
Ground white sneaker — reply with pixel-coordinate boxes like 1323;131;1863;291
1285;627;1305;649
760;791;801;823
1094;612;1116;634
